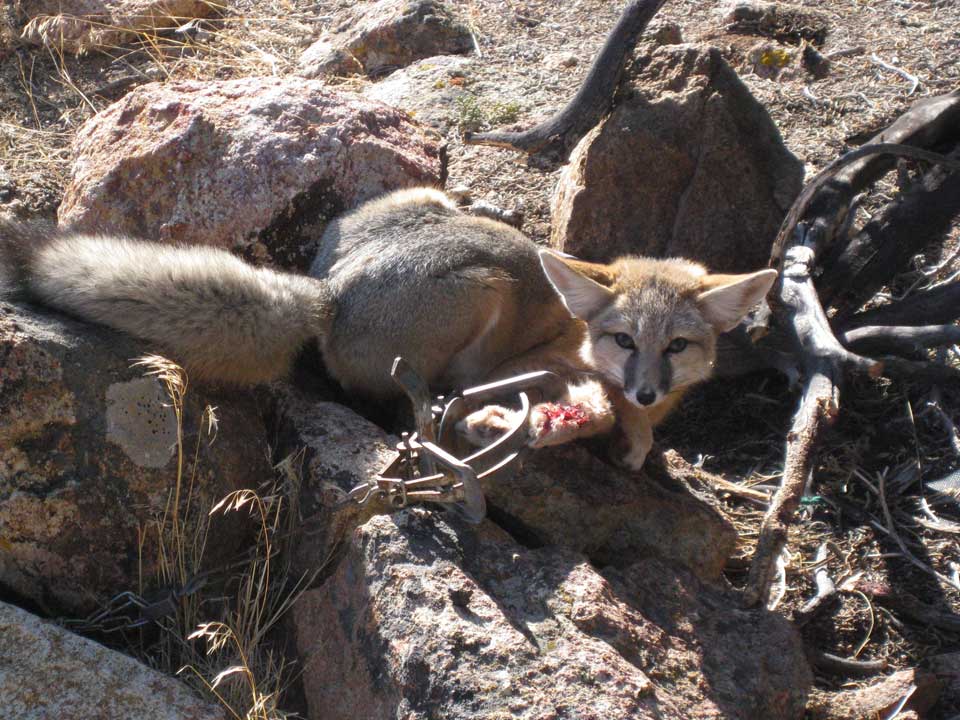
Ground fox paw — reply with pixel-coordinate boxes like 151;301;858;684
457;405;520;447
528;402;591;448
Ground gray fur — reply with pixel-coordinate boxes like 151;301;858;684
1;187;772;403
0;189;567;392
0;223;332;384
310;188;567;395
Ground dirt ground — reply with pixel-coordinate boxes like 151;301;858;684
2;0;960;715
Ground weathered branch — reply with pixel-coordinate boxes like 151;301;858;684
840;280;960;330
463;0;668;161
768;91;960;267
839;324;960;357
874;355;960;384
769;142;960;266
810;651;887;677
819;150;960;316
743;133;960;606
744;236;845;607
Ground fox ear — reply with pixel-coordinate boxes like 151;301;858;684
697;269;778;332
539;250;615;320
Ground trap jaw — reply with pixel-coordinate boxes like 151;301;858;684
343;357;558;524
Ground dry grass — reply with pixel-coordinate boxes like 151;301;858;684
0;0;325;217
2;0;959;711
131;355;312;719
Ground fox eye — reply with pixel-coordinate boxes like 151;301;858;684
613;333;636;350
666;338;688;354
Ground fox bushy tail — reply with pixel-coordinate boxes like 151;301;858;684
0;219;333;384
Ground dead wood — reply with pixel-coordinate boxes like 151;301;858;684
769;143;960;267
810;651;887;677
855;581;960;634
463;0;668;161
769;90;960;267
839;325;960;357
744;134;960;607
819;151;960;317
794;542;837;622
840;279;960;330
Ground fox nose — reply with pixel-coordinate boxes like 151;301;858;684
635;389;656;406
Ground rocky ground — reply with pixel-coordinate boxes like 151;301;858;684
2;0;960;719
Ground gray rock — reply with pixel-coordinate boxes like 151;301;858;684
292;510;812;719
0;302;269;614
363;55;475;132
551;44;804;274
0;600;226;719
267;386;398;576
58;77;445;270
650;20;684;46
721;1;830;46
269;387;735;582
486;444;738;581
298;0;474;79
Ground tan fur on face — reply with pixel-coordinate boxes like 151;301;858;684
542;253;774;411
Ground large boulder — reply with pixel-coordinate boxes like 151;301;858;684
17;0;213;53
0;302;270;614
0;600;227;720
292;510;812;720
487;444;737;580
266;388;398;576
551;44;803;273
298;0;474;79
58;77;445;270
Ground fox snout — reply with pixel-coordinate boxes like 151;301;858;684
624;349;671;407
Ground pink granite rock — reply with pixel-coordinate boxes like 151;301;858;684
58;76;445;269
0;301;268;614
551;44;803;273
292;510;812;719
298;0;474;78
0;600;227;720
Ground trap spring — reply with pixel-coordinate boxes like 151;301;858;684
343;357;558;523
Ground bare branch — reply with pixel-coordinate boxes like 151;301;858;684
770;142;960;266
819;151;960;316
839;324;960;357
840;280;960;330
463;0;668;161
744;370;836;608
811;651;887;677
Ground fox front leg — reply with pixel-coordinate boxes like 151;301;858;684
457;380;615;449
611;397;654;470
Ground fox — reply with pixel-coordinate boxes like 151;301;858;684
0;188;777;469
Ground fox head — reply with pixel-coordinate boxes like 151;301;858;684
539;251;777;409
